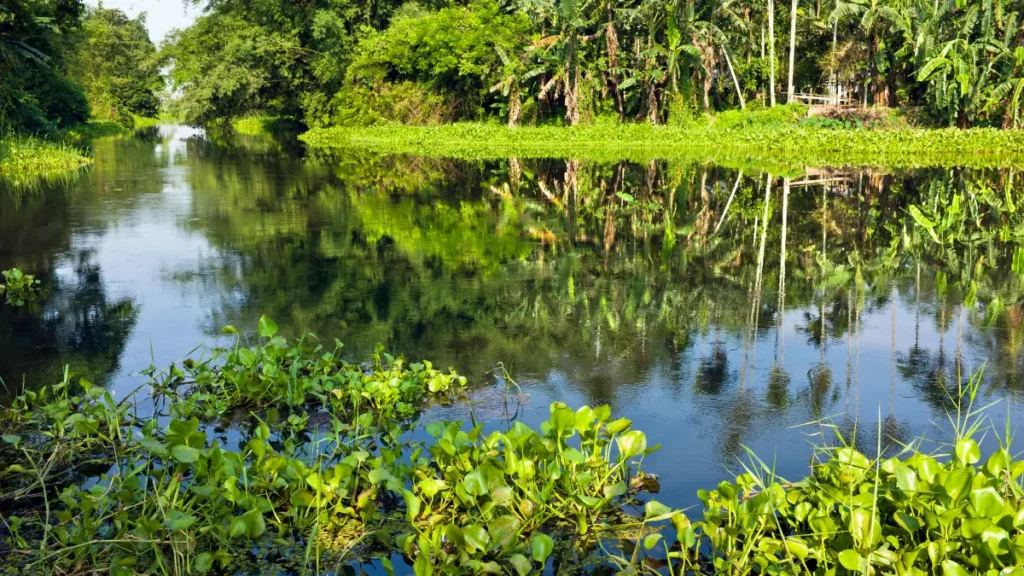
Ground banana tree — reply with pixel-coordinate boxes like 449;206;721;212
523;0;600;125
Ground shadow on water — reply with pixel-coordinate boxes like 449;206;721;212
3;128;1024;572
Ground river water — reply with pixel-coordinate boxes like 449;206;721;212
2;126;1023;541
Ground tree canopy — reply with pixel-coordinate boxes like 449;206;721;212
159;0;1024;129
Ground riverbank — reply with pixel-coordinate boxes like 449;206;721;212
0;135;92;184
301;122;1024;170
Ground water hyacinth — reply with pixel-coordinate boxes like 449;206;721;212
0;319;1022;575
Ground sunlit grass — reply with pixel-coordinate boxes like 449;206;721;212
0;135;91;187
301;120;1024;170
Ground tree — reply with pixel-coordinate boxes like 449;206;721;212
0;0;89;132
70;7;162;123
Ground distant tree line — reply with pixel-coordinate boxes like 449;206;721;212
161;0;1024;129
1;0;161;134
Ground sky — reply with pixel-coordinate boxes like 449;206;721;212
89;0;201;44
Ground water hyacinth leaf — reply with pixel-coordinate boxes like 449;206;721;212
487;515;521;548
955;438;981;465
643;533;663;550
258;315;278;338
402;489;421;522
549;402;575;436
491;485;513;506
617;430;647;459
849;508;882;547
368;467;393;484
193;552;214;573
531;533;554;563
839;549;867;572
941;560;969;576
413;552;432;576
1;434;21;447
464;524;490;553
970;486;1005;517
171;445;200;463
164;510;197;532
509;554;531;576
603;481;626;498
464;468;488;496
644;500;676;521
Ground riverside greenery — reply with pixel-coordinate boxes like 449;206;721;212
1;317;1022;575
0;136;91;185
300;119;1024;171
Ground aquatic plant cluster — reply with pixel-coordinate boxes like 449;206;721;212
300;117;1024;171
0;137;91;185
1;317;1022;575
0;269;40;308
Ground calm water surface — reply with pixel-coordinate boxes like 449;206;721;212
2;126;1023;530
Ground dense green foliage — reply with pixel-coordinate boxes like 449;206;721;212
162;0;1024;129
1;317;1021;575
0;135;90;185
0;0;89;132
0;268;40;307
0;318;667;574
1;1;160;132
69;7;162;125
302;115;1024;170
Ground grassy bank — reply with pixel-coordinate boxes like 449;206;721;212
0;135;91;185
301;120;1024;170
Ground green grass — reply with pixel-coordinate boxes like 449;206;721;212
131;115;162;128
231;115;286;135
301;112;1024;170
0;135;91;186
65;119;127;139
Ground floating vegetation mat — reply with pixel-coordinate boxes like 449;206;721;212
0;318;1021;575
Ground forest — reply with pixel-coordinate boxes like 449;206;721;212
3;0;1024;141
159;0;1024;129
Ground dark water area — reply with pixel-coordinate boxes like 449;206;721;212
2;127;1023;560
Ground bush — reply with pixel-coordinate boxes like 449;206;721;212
711;102;808;130
332;82;458;127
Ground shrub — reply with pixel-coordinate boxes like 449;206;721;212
332;82;458;127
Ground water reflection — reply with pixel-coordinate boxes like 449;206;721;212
1;129;1022;514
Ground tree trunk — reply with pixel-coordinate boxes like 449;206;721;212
787;0;798;102
723;46;745;108
606;17;625;121
768;0;776;106
565;43;580;125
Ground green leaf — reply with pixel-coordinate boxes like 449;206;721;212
531;533;554;564
194;552;214;573
463;468;488;496
643;533;663;550
644;500;675;521
617;430;647;459
164;509;197;532
849;508;882;548
509;554;532;576
839;549;867;572
1;434;21;448
549;402;576;436
970;486;1005;517
955;438;980;465
368;467;393;484
402;489;421;522
464;524;490;553
941;560;969;576
171;445;200;464
258;315;278;338
487;515;521;548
